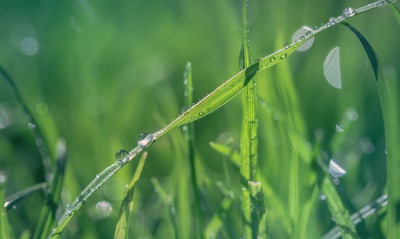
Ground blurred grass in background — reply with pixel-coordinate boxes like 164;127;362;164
0;0;399;238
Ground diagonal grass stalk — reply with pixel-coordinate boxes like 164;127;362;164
47;1;395;236
0;172;10;239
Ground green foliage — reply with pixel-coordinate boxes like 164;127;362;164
0;0;399;238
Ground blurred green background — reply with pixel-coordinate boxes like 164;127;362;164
1;0;399;238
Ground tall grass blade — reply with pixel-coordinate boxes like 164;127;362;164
390;2;400;25
204;196;233;239
249;181;267;238
0;66;53;179
183;62;204;239
114;152;148;239
33;140;67;239
0;172;10;239
239;0;256;237
4;182;48;210
151;178;180;239
341;21;400;238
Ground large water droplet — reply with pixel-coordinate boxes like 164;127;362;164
324;46;342;89
283;42;289;49
269;56;276;62
137;133;154;147
292;26;315;52
343;7;356;18
115;149;128;161
328;159;347;177
66;204;74;214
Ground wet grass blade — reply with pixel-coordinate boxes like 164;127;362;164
151;177;180;239
0;66;53;178
183;62;204;239
239;0;256;237
33;140;67;239
4;182;48;210
0;172;10;239
390;3;400;25
341;21;400;239
114;152;148;239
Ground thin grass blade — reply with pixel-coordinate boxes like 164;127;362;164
183;62;204;239
341;21;400;238
4;182;48;210
204;197;233;239
0;172;10;239
151;177;180;239
33;140;67;239
114;152;148;239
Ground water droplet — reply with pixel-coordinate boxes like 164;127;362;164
335;124;344;132
346;109;358;121
328;159;347;177
66;204;74;214
283;42;289;49
0;171;6;183
182;125;188;131
28;122;36;129
137;133;154;147
329;17;336;25
12;205;17;210
343;7;356;18
280;54;287;59
115;149;128;161
95;174;100;179
320;194;327;201
199;111;204;116
269;56;276;62
324;47;342;89
292;26;315;52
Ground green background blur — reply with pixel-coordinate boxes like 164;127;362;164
1;0;399;238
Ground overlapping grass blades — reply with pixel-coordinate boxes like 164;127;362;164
114;152;148;239
341;21;400;239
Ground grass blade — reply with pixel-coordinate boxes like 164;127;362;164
204;196;233;239
183;62;204;239
0;172;10;239
114;152;148;239
4;182;48;210
341;21;400;239
151;178;180;239
0;66;53;178
239;0;256;237
33;140;67;239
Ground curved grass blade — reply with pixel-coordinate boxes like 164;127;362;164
0;66;53;179
4;182;48;210
389;3;400;25
114;152;148;239
183;63;204;239
49;1;395;235
341;21;400;239
33;140;67;239
0;172;10;239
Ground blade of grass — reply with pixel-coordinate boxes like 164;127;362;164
341;21;400;239
0;172;10;239
204;196;233;239
4;182;48;210
239;0;255;237
33;139;67;239
183;62;204;239
0;66;53;179
114;152;148;239
49;1;394;234
151;177;180;239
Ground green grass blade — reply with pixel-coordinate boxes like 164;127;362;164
341;21;400;239
33;140;67;239
151;177;180;239
0;172;10;239
114;152;148;239
239;0;256;238
183;62;204;239
4;182;48;210
204;196;233;239
390;3;400;25
0;66;53;178
248;181;267;238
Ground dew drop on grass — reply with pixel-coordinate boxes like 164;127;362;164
280;54;287;59
324;47;342;89
115;149;128;161
28;122;36;129
320;194;327;201
283;42;289;49
137;133;154;147
66;204;74;214
335;124;344;132
269;56;276;62
292;26;315;52
199;111;204;116
328;159;347;177
343;7;356;18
